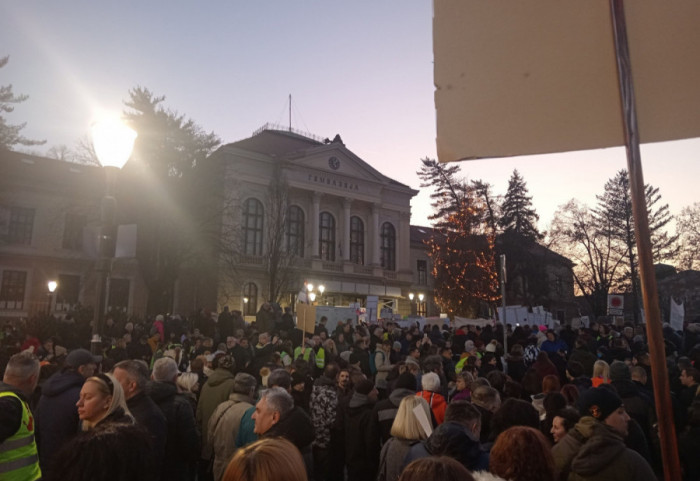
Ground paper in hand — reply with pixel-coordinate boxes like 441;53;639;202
413;404;433;438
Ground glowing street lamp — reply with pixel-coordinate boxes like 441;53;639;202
418;293;425;302
409;292;415;301
308;292;317;303
90;116;137;356
307;283;314;293
47;280;58;315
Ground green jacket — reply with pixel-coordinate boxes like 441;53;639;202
551;416;656;481
196;368;236;459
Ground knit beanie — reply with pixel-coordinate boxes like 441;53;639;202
395;372;417;391
577;386;623;421
355;379;375;395
609;361;631;381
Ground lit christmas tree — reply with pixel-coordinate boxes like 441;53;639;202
418;159;500;317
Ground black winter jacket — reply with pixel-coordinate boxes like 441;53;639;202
36;370;85;473
148;381;200;481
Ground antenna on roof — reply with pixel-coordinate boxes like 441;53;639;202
289;94;292;132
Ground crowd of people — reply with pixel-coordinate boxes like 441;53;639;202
1;303;700;481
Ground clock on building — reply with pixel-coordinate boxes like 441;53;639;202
328;156;340;170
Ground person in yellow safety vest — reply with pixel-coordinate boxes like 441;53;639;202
0;351;42;481
455;340;481;374
294;339;317;368
311;335;325;371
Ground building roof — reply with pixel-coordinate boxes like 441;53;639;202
224;125;323;157
218;124;415;192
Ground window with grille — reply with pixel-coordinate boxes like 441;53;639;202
242;198;264;256
417;259;428;285
380;222;396;271
286;205;305;257
319;212;336;261
0;270;27;310
8;207;35;245
350;216;364;264
243;283;258;316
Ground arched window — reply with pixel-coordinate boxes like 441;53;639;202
319;212;336;261
242;198;264;256
286;205;305;257
243;283;258;316
350;216;364;264
380;222;396;271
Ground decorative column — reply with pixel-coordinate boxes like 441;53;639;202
371;203;381;265
343;198;352;262
312;192;321;258
398;211;411;271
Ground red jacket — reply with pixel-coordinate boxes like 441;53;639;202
416;390;447;425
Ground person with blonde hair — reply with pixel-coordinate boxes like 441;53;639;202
591;360;611;387
222;437;306;481
49;373;155;481
77;373;133;430
378;396;432;481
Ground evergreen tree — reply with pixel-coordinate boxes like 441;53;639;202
0;56;44;149
121;87;221;314
418;158;470;229
499;169;542;240
418;159;499;317
594;169;678;322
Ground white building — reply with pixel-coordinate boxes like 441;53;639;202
208;124;419;318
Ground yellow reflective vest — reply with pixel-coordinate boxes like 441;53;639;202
314;347;325;369
0;391;41;481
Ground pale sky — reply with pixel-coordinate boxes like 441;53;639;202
2;2;698;230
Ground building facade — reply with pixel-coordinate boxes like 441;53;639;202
0;150;148;321
209;125;419;318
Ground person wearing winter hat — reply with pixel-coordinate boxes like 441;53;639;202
373;372;418;442
345;379;380;481
36;348;101;475
552;386;656;481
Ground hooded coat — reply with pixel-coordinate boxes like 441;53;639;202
344;392;380;481
148;381;200;481
551;416;656;481
36;369;85;473
373;387;415;443
196;367;236;458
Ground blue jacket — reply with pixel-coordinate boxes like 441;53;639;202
36;370;84;474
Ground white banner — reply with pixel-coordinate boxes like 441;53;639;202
670;299;684;332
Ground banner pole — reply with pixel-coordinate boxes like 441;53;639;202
609;1;680;479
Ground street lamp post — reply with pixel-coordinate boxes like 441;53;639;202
318;284;325;305
90;118;137;356
408;292;415;315
47;280;57;316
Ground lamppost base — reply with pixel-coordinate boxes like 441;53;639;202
90;335;102;356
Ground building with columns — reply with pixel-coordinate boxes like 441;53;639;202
208;125;419;317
